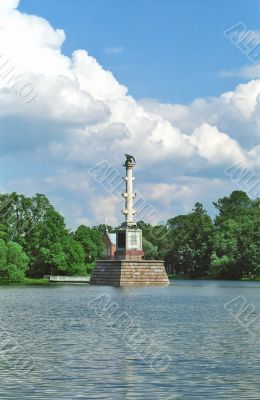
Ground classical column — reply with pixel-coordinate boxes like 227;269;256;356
122;157;136;226
90;153;169;286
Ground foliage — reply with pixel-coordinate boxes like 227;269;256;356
0;239;29;282
74;225;105;265
0;193;102;278
137;221;170;259
142;237;159;259
166;203;214;277
211;192;260;279
164;192;259;279
0;190;259;281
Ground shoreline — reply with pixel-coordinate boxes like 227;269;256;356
0;278;50;286
167;274;260;282
1;275;260;286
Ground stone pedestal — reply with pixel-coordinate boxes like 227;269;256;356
90;260;169;286
114;227;144;261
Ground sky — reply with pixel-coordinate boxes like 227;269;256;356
18;0;260;103
0;0;259;228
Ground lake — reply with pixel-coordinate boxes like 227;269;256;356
0;280;260;399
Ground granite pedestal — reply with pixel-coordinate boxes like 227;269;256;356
90;259;169;286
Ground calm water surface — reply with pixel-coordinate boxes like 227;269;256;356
0;280;260;399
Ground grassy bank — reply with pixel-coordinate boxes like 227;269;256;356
168;274;190;280
1;275;260;285
168;274;260;281
0;278;50;286
167;274;213;280
240;276;260;281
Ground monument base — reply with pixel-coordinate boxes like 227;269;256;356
114;249;144;261
90;259;169;286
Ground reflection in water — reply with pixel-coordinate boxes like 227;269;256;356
0;280;260;399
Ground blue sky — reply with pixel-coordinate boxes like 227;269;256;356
0;0;259;227
19;0;260;103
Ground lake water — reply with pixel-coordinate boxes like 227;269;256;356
0;280;260;399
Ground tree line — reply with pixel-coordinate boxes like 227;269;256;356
140;191;259;279
0;190;259;282
0;193;104;282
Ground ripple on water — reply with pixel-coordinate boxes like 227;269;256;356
0;281;260;399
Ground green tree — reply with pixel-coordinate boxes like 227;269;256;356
0;193;100;277
214;190;253;224
167;203;214;277
0;239;29;282
142;237;159;259
93;224;114;233
63;238;87;275
137;221;170;259
0;193;48;245
74;225;105;272
25;204;71;277
211;192;260;279
0;239;7;272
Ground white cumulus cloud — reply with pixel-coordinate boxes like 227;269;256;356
0;3;259;226
0;0;19;10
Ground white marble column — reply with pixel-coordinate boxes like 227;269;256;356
122;160;136;226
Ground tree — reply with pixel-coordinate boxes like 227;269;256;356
142;237;159;259
166;203;214;277
0;190;258;281
0;239;7;272
0;193;88;277
213;190;253;224
93;224;114;233
63;238;87;275
74;225;105;271
137;221;170;259
0;193;105;278
211;192;260;279
25;203;71;277
0;192;49;245
0;239;29;282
